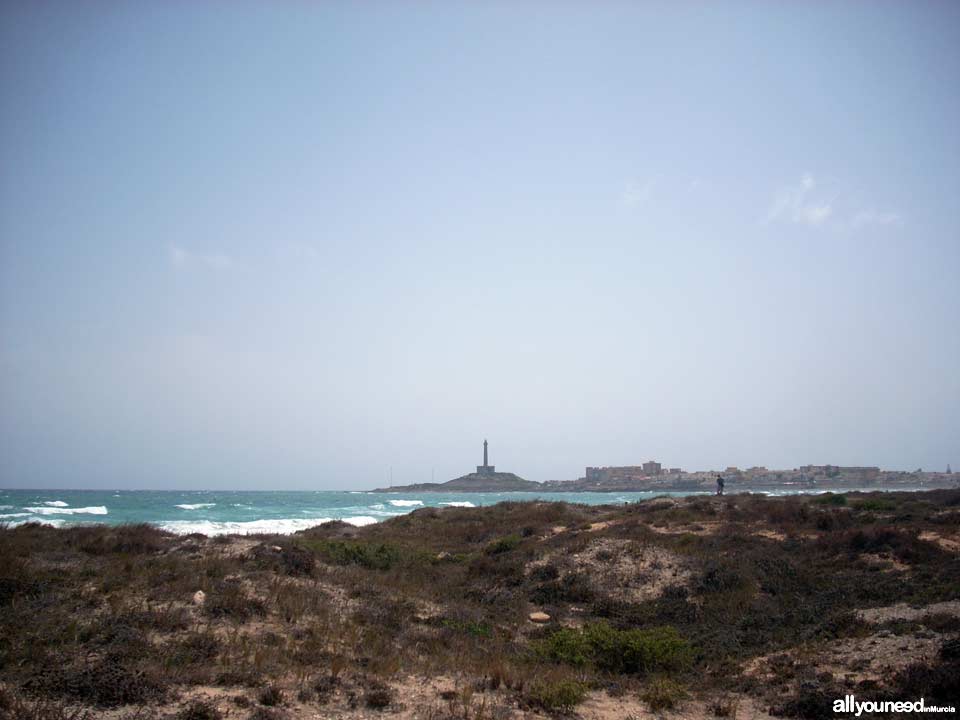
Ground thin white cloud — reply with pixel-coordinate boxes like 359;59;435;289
621;179;653;209
289;243;321;261
765;173;833;228
170;246;188;265
851;210;904;230
168;245;235;270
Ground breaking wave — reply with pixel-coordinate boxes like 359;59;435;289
158;516;378;536
23;506;108;515
388;499;423;507
175;503;217;510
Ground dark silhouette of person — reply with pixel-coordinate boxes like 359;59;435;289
716;475;725;496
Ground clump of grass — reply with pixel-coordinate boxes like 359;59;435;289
71;524;171;555
247;708;285;720
176;699;222;720
537;622;692;675
26;652;168;707
529;570;595;604
0;688;96;720
640;677;687;711
709;693;740;717
773;681;837;719
204;582;267;622
363;680;394;709
522;679;587;712
275;544;316;577
165;630;221;668
256;684;284;707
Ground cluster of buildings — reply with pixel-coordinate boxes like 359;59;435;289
571;462;956;492
584;461;682;482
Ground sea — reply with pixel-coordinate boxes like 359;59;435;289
0;486;922;536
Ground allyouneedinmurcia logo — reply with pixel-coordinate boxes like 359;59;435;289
834;695;956;716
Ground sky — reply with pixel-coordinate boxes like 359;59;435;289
1;2;958;490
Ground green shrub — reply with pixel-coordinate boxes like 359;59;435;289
853;498;897;512
536;622;692;675
305;540;401;570
523;679;587;712
814;494;846;506
440;618;492;638
640;677;687;711
536;627;591;667
485;534;521;555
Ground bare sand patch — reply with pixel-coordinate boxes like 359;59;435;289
920;531;960;553
858;552;910;572
578;692;778;720
530;537;691;603
745;633;942;686
646;520;722;537
857;600;960;624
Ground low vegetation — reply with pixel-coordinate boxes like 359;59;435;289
1;490;958;718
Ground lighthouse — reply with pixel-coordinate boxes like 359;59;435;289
476;439;496;476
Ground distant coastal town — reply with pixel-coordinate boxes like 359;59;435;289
374;440;957;493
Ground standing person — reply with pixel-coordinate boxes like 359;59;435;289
716;475;725;496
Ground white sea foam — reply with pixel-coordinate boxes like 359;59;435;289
0;505;12;510
43;501;69;507
440;501;476;508
3;517;64;528
158;515;378;536
175;503;217;510
388;499;423;507
23;506;108;515
0;512;31;518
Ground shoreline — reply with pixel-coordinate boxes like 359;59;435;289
3;486;957;537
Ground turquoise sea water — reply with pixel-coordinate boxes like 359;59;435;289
0;487;922;535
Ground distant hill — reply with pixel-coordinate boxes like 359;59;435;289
372;471;541;493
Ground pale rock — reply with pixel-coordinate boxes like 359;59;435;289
192;590;206;606
529;611;551;623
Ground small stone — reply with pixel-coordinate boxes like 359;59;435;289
270;545;283;552
529;611;550;623
192;590;206;606
436;551;451;560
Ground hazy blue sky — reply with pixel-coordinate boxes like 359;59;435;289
2;2;958;490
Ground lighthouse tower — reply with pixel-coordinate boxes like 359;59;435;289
476;439;496;476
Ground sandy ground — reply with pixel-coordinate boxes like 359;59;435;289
856;600;960;624
744;600;957;687
528;537;691;603
95;677;783;720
